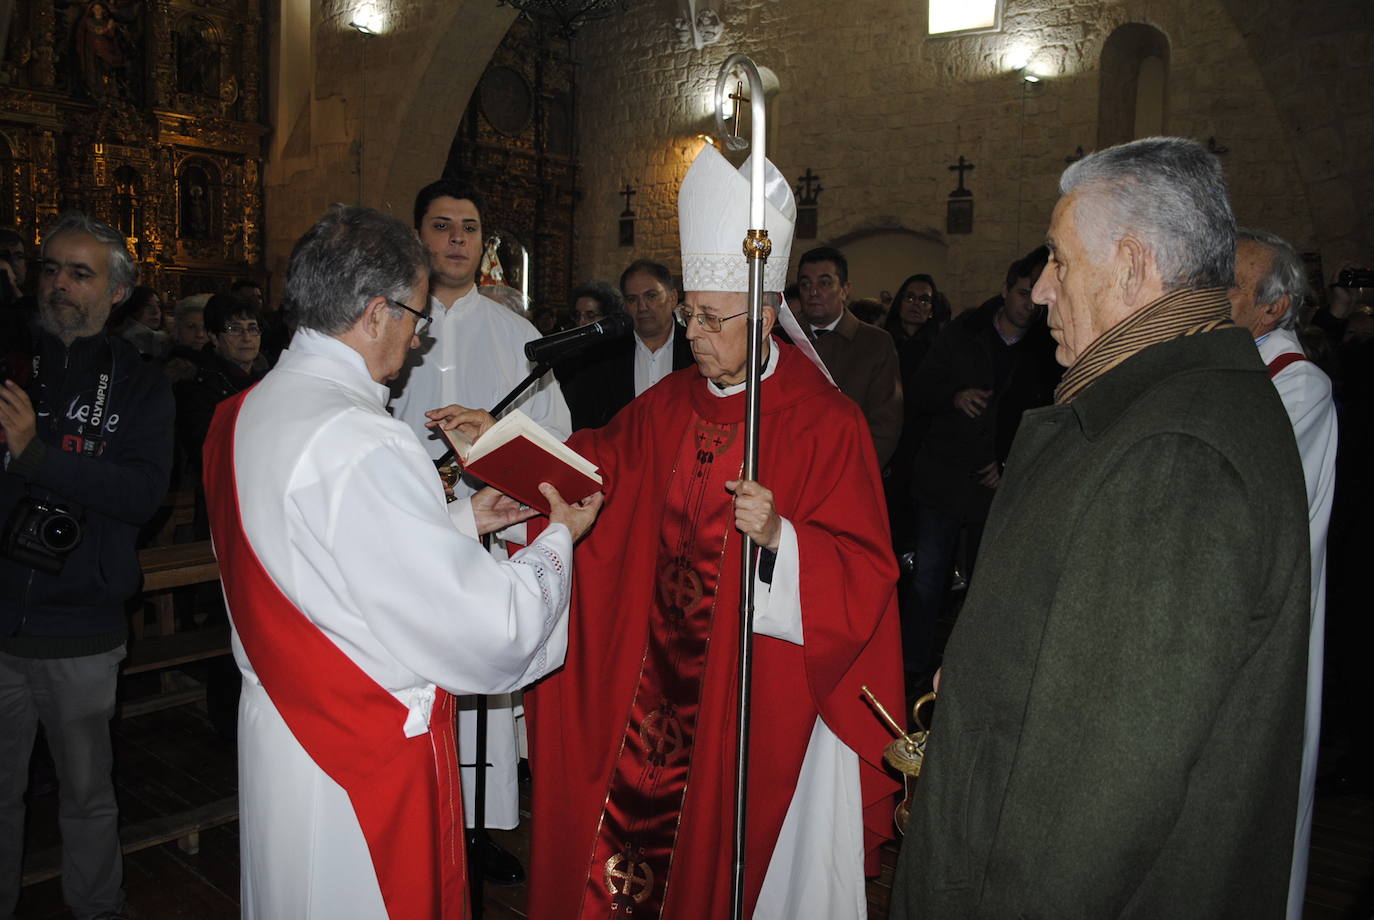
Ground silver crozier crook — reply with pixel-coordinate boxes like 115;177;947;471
714;53;769;920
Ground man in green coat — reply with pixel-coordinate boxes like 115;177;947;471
892;137;1310;919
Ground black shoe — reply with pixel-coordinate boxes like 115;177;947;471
468;830;525;886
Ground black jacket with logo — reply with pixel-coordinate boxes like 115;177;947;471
0;329;173;651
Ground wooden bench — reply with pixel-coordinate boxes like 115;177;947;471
20;795;239;887
149;489;197;547
120;625;233;718
123;541;230;717
134;541;220;638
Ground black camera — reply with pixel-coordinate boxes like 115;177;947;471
1334;268;1374;289
1;497;85;575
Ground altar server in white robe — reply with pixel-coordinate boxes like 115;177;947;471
388;180;573;873
1229;227;1338;920
203;204;602;919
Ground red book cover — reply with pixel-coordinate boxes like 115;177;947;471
461;437;602;514
436;411;603;515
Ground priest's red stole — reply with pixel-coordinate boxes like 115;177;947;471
203;389;468;920
577;415;741;918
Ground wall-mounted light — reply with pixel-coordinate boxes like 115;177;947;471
349;4;382;35
1022;70;1041;84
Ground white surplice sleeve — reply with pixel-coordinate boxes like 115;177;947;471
753;518;803;645
311;431;571;696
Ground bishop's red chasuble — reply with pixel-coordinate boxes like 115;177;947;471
203;390;469;920
526;342;904;919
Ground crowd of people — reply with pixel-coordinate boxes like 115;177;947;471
0;133;1370;920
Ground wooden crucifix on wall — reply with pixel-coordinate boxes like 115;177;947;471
794;168;822;240
619;182;637;248
947;155;974;234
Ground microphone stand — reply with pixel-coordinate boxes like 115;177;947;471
435;361;552;468
446;360;550;919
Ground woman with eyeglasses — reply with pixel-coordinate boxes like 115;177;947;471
175;292;267;478
883;274;946;587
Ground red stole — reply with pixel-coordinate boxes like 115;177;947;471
1267;352;1307;378
578;415;742;918
203;389;468;920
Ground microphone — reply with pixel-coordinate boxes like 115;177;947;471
524;311;633;364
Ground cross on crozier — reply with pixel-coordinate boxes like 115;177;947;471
727;81;747;137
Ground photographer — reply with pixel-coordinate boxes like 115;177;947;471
0;212;173;920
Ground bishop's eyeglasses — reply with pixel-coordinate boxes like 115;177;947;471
674;305;747;333
387;299;432;337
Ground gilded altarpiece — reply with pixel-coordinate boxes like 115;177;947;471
444;16;578;313
0;0;267;300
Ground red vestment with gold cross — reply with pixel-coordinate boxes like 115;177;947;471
526;341;903;919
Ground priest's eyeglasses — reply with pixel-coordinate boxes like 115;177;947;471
674;306;747;333
387;299;432;337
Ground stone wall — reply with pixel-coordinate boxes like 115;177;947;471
568;0;1369;312
261;0;515;301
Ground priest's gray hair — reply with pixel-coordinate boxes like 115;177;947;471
1060;137;1235;291
1237;227;1307;331
42;211;138;294
285;204;429;335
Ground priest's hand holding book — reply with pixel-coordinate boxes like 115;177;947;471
427;403;605;542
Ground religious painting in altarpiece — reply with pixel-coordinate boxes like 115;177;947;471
0;0;269;301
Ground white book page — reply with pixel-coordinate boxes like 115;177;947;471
468;410;602;482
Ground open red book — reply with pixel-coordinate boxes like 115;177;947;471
437;409;604;515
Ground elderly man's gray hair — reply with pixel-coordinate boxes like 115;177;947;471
41;211;138;294
1060;137;1235;291
1237;228;1307;331
284;204;429;335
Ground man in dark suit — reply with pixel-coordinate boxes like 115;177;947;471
560;259;693;430
796;246;903;466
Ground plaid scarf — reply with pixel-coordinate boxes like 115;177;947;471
1055;286;1234;405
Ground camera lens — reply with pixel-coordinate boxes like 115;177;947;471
41;514;81;552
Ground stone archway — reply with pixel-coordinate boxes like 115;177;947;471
822;227;948;304
263;1;517;290
1218;0;1372;267
373;5;518;216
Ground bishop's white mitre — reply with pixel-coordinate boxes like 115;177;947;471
678;144;796;294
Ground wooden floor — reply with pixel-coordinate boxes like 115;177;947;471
14;697;1374;919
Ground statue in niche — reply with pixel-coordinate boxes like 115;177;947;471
65;0;143;103
112;166;141;241
672;0;724;49
175;17;220;98
179;165;211;240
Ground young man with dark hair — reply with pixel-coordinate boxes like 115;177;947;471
900;246;1060;688
389;178;571;886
